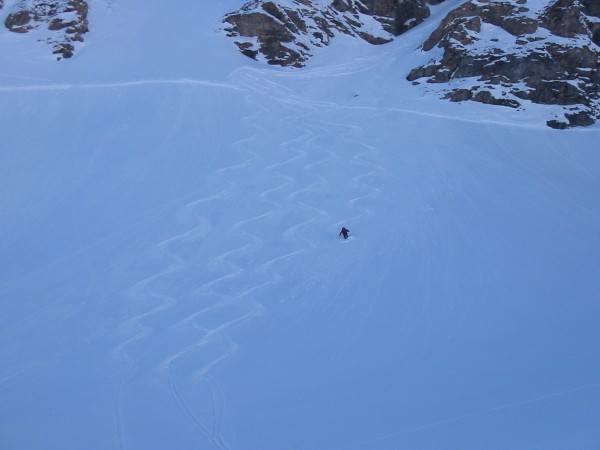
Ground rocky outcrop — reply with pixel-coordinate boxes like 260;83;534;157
223;0;435;67
407;0;600;128
5;0;89;59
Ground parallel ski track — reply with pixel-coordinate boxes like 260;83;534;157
113;65;386;449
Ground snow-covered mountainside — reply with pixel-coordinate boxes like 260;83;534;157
407;0;600;128
1;1;600;450
224;0;600;128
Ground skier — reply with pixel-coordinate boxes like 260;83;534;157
339;227;350;239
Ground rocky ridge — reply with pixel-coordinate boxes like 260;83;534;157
407;0;600;128
223;0;436;68
4;0;89;59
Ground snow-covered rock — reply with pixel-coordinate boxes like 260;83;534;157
407;0;600;128
4;0;88;59
223;0;434;67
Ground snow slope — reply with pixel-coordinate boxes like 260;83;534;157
1;1;600;449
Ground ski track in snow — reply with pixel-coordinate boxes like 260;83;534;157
109;64;386;449
336;382;600;449
2;0;599;446
0;78;240;92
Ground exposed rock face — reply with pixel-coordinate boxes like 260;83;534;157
5;0;89;59
407;0;600;128
223;0;434;67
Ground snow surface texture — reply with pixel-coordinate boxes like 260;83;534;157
1;1;600;449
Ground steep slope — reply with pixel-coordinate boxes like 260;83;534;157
1;1;600;450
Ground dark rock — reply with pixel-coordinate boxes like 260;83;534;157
444;89;472;102
407;63;441;81
53;42;74;58
547;109;596;128
547;119;570;129
225;12;294;42
359;0;430;35
445;87;520;108
472;90;520;108
5;11;31;32
539;0;587;38
565;110;596;127
581;0;600;17
224;0;433;67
